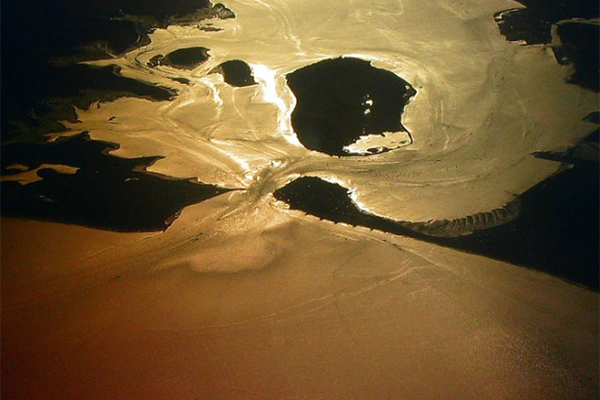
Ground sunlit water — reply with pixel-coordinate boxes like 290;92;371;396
2;2;599;399
59;0;594;226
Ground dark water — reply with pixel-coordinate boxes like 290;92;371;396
286;57;416;156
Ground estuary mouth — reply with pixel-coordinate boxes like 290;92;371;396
1;0;597;276
1;1;599;399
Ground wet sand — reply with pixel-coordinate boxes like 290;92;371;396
2;0;598;398
2;201;598;399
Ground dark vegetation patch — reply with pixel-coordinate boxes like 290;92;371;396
1;133;232;232
494;0;598;91
494;9;552;44
211;60;257;87
171;77;192;85
148;47;210;69
3;65;176;143
274;164;599;292
554;22;599;91
286;57;416;156
535;127;599;164
1;0;234;141
495;0;598;45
